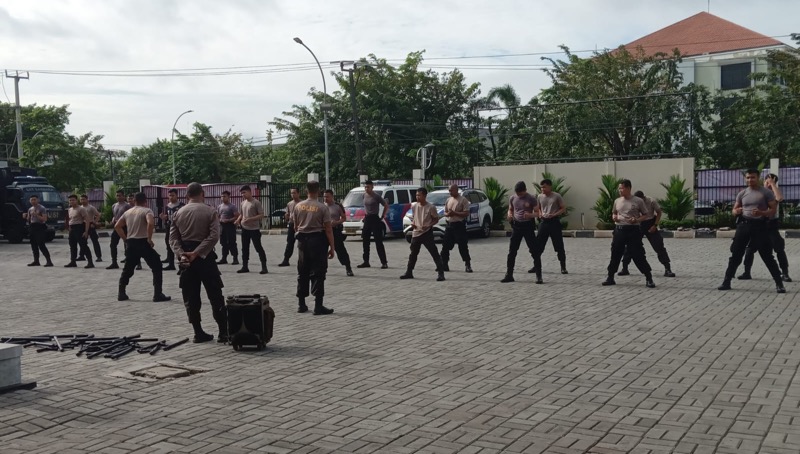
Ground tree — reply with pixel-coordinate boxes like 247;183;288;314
1;102;107;191
536;46;712;159
708;34;800;168
270;52;484;181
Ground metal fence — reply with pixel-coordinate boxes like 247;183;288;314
695;167;800;227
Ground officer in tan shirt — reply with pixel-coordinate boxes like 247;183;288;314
65;194;94;268
78;194;103;263
235;185;268;274
440;184;472;273
602;179;655;288
400;188;445;282
278;187;301;267
114;192;171;302
291;181;335;315
324;189;354;276
170;182;227;343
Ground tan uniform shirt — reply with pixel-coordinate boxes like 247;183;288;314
411;202;438;237
170;201;220;259
84;205;100;225
642;196;660;221
292;199;331;233
68;206;91;226
613;196;648;226
326;202;345;223
122;206;154;239
286;200;298;224
538;192;564;218
240;199;263;230
28;205;47;224
445;195;469;223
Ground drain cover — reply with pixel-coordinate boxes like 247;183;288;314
132;365;195;379
111;362;208;382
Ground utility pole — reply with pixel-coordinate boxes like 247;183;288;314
5;71;29;160
338;62;364;178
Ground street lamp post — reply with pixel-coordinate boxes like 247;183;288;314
294;37;330;189
171;110;193;185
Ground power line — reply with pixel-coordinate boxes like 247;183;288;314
5;33;794;78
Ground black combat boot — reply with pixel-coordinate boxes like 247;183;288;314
441;260;449;272
399;270;414;279
313;298;334;315
645;274;656;288
560;261;568;274
231;256;239;265
664;265;676;278
27;261;40;267
500;272;514;283
298;298;308;313
118;285;129;301
718;279;732;290
346;266;354;277
259;261;268;275
436;271;445;282
535;272;544;285
601;274;616;286
237;262;250;273
617;267;630;276
106;261;119;269
465;261;473;273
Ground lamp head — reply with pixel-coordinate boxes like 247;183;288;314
293;37;303;44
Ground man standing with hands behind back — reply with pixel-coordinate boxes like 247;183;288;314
292;181;335;316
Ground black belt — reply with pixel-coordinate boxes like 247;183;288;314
296;231;324;238
446;220;466;225
541;217;561;223
182;241;201;252
615;224;639;230
737;217;767;224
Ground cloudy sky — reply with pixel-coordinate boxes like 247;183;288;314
1;0;797;152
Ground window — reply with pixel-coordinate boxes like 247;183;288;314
396;190;410;204
721;62;751;90
468;192;482;203
383;190;395;204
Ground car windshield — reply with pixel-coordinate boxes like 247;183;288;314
22;187;63;205
426;193;450;205
343;190;383;207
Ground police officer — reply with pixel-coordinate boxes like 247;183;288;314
115;192;171;302
718;169;785;293
23;194;53;267
501;181;542;284
235;185;268;274
160;188;184;271
532;178;568;275
119;193;143;271
278;187;301;267
440;184;472;273
738;173;791;282
216;190;239;265
292;181;335;315
602;180;656;288
400;188;446;281
65;194;94;269
78;194;103;263
170;182;227;343
357;180;389;269
324;189;354;276
618;190;675;278
106;190;130;270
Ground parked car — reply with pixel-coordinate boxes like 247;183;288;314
342;184;418;237
402;188;493;242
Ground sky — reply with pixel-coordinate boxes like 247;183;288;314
1;0;797;154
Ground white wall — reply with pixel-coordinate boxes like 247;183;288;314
474;157;695;229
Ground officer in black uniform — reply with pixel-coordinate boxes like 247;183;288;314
170;182;228;343
618;190;675;278
738;173;791;282
718;169;785;293
292;181;335;315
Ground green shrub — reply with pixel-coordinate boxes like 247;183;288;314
659;219;694;230
657;175;694;221
483;177;509;229
101;185;118;225
592;175;622;225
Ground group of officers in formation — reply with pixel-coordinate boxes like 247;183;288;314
22;170;792;342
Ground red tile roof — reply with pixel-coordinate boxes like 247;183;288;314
624;12;783;57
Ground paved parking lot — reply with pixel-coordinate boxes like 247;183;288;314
1;233;800;453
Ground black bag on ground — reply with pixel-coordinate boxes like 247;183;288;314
226;294;275;351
